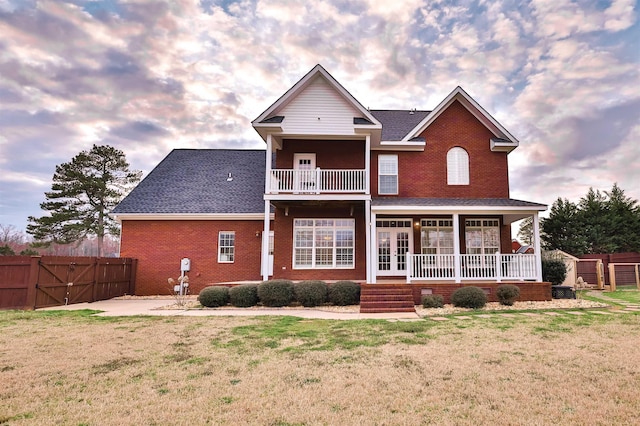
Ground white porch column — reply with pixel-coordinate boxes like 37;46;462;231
365;199;371;283
453;213;461;283
265;134;272;194
533;212;543;281
261;200;271;281
365;135;371;195
370;211;377;283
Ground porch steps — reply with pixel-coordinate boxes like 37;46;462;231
360;285;416;314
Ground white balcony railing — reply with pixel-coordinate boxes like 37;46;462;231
407;253;537;282
269;168;367;194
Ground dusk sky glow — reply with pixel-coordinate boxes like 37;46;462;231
0;0;638;231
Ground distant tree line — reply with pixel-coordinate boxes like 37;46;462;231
539;184;640;256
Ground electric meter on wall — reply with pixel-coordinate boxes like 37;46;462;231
181;258;191;272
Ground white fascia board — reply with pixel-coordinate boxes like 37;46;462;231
373;140;426;151
490;138;518;152
402;86;519;146
264;194;371;201
111;213;273;222
371;205;547;215
252;64;381;129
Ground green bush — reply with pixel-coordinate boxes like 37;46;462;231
542;258;567;286
451;286;487;309
328;281;360;306
198;286;229;308
421;294;444;308
229;284;259;307
294;280;328;307
496;284;520;306
257;280;294;307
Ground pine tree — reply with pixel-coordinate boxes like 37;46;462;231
27;145;141;256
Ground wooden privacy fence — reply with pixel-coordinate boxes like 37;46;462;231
0;256;137;310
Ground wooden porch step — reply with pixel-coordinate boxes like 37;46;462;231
359;285;416;314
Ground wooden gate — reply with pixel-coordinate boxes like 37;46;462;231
0;256;137;310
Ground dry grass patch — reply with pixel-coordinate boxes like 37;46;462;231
1;310;640;425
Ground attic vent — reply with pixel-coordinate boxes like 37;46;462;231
409;108;416;115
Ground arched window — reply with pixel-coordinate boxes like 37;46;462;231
447;147;469;185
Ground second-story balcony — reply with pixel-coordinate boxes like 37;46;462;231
268;168;367;194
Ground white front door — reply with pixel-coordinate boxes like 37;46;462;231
293;153;316;192
377;227;413;276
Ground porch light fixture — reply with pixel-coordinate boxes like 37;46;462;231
255;231;261;237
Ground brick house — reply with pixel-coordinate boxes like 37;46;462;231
112;65;549;302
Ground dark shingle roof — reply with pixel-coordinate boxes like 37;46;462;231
261;116;284;123
370;110;431;141
372;198;547;208
354;117;374;125
112;149;266;214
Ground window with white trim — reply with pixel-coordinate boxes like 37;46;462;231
293;219;355;268
218;231;235;263
421;219;454;254
465;219;500;254
378;155;398;195
447;147;469;185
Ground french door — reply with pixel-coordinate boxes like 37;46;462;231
376;225;413;276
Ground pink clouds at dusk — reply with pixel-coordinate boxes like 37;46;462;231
0;0;638;230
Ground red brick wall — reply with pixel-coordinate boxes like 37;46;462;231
272;205;367;281
120;220;266;295
371;100;510;198
277;139;365;169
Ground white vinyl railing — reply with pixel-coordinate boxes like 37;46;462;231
407;253;537;282
269;168;367;194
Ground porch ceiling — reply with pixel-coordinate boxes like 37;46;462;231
371;197;546;224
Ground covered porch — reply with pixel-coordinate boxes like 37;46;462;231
367;198;547;284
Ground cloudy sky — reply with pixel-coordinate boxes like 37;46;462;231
0;0;639;232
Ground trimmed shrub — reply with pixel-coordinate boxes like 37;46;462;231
451;286;487;309
496;284;520;306
229;284;259;307
542;258;567;286
198;286;229;308
257;279;294;307
421;294;444;308
328;281;360;306
295;280;328;307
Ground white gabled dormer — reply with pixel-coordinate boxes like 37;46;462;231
252;64;382;147
403;86;519;153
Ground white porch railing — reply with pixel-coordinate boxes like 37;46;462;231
269;168;367;194
407;253;538;282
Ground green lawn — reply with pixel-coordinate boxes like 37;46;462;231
2;309;640;425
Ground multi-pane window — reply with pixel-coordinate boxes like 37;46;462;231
421;219;454;254
293;219;355;268
447;147;469;185
218;231;235;263
378;155;398;195
465;219;500;254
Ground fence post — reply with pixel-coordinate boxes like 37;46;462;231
128;258;138;295
636;264;640;290
24;256;41;310
596;260;604;290
91;257;99;302
608;263;616;292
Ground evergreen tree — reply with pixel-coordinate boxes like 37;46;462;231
27;145;141;256
541;197;588;255
541;184;640;256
